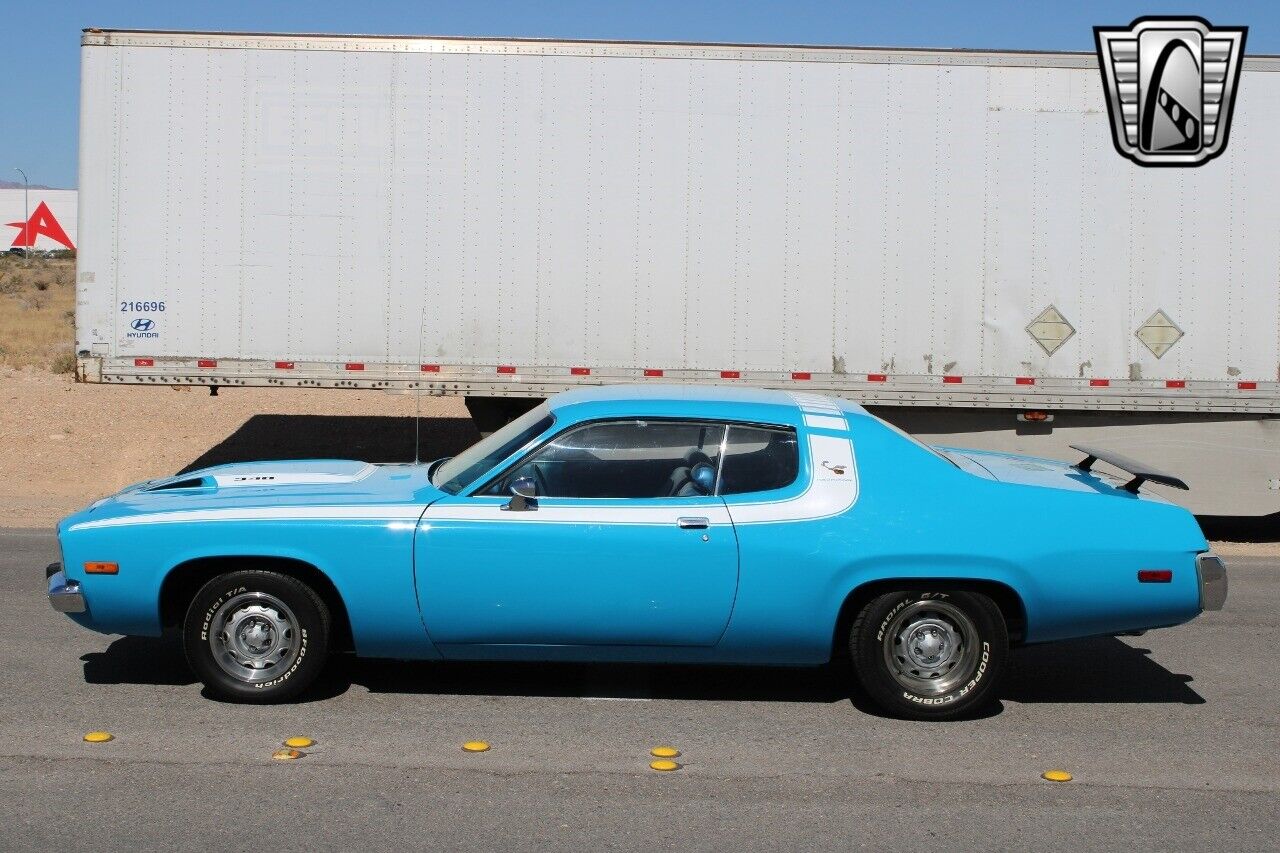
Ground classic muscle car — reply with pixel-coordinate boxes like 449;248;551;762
47;386;1226;719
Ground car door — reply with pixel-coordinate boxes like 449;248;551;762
415;419;740;648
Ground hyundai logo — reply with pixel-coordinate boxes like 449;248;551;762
131;318;155;332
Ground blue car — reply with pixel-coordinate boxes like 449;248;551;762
48;385;1226;719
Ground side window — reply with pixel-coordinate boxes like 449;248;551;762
491;420;726;499
718;426;799;496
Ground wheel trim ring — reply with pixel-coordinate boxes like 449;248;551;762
208;591;301;684
881;599;981;697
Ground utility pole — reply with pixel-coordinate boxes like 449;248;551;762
13;168;29;253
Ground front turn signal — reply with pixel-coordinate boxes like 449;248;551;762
84;561;119;575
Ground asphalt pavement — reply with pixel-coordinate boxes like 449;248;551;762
1;528;1276;851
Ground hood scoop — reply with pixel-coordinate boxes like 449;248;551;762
144;460;378;492
213;462;378;488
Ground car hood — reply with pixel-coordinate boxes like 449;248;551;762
60;459;444;531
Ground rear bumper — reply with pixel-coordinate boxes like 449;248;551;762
1196;553;1228;611
47;564;86;614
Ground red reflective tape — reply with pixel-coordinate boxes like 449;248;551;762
1166;379;1186;389
1137;569;1173;583
643;369;664;377
570;367;591;376
720;370;741;379
197;359;216;369
866;373;887;382
275;361;295;370
943;375;963;384
344;362;365;371
420;364;439;372
1016;376;1035;385
496;365;516;374
133;358;154;367
1090;378;1110;387
791;372;811;381
1238;381;1257;390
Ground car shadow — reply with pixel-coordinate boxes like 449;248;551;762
180;414;478;472
81;634;1202;711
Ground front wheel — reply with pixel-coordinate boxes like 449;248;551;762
849;590;1007;720
183;570;330;703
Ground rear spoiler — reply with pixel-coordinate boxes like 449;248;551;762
1070;445;1189;494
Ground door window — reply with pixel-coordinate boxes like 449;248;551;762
717;425;800;495
489;420;727;499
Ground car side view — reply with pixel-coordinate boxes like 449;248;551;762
47;386;1226;720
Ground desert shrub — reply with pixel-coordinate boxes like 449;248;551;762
50;350;77;374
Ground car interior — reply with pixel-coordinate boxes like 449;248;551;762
489;421;799;499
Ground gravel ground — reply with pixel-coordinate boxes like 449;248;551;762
0;367;475;527
1;368;1275;556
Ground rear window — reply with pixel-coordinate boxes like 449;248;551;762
717;425;799;495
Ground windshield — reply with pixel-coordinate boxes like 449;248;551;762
431;404;555;494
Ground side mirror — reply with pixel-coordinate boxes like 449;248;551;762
503;476;538;512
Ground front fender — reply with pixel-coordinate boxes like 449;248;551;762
61;518;438;659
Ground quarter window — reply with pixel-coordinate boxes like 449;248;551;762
717;425;800;495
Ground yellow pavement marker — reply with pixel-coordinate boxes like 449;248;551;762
1041;770;1073;782
284;737;315;748
272;748;304;760
83;731;114;743
462;740;491;753
650;746;681;758
649;759;681;772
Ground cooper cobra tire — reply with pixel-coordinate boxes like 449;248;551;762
183;570;330;703
850;590;1007;721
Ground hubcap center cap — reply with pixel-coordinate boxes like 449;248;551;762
239;618;274;654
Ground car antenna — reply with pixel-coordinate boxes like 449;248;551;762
414;305;425;465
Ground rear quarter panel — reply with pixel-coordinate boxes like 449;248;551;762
718;412;1207;663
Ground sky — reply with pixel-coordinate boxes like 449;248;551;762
2;0;1277;189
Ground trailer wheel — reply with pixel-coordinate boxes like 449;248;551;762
849;590;1007;720
183;570;330;703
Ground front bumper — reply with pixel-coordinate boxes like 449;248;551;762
46;563;86;614
1196;553;1228;611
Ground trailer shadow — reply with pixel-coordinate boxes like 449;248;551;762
179;414;479;472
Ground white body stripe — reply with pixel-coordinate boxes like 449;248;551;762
803;413;848;431
423;502;734;526
68;504;425;531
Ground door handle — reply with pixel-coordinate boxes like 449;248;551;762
677;516;710;530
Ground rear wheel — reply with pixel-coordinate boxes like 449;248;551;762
183;570;330;703
850;590;1007;720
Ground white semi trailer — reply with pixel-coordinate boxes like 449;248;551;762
75;29;1280;517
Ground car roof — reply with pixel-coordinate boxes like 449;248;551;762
546;384;867;427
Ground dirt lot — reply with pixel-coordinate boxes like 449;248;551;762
0;368;475;528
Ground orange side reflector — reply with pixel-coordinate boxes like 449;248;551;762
84;562;119;575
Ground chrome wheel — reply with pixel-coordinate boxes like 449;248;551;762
881;599;980;697
207;592;301;684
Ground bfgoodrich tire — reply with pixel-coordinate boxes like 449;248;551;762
183;570;330;703
850;590;1007;720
